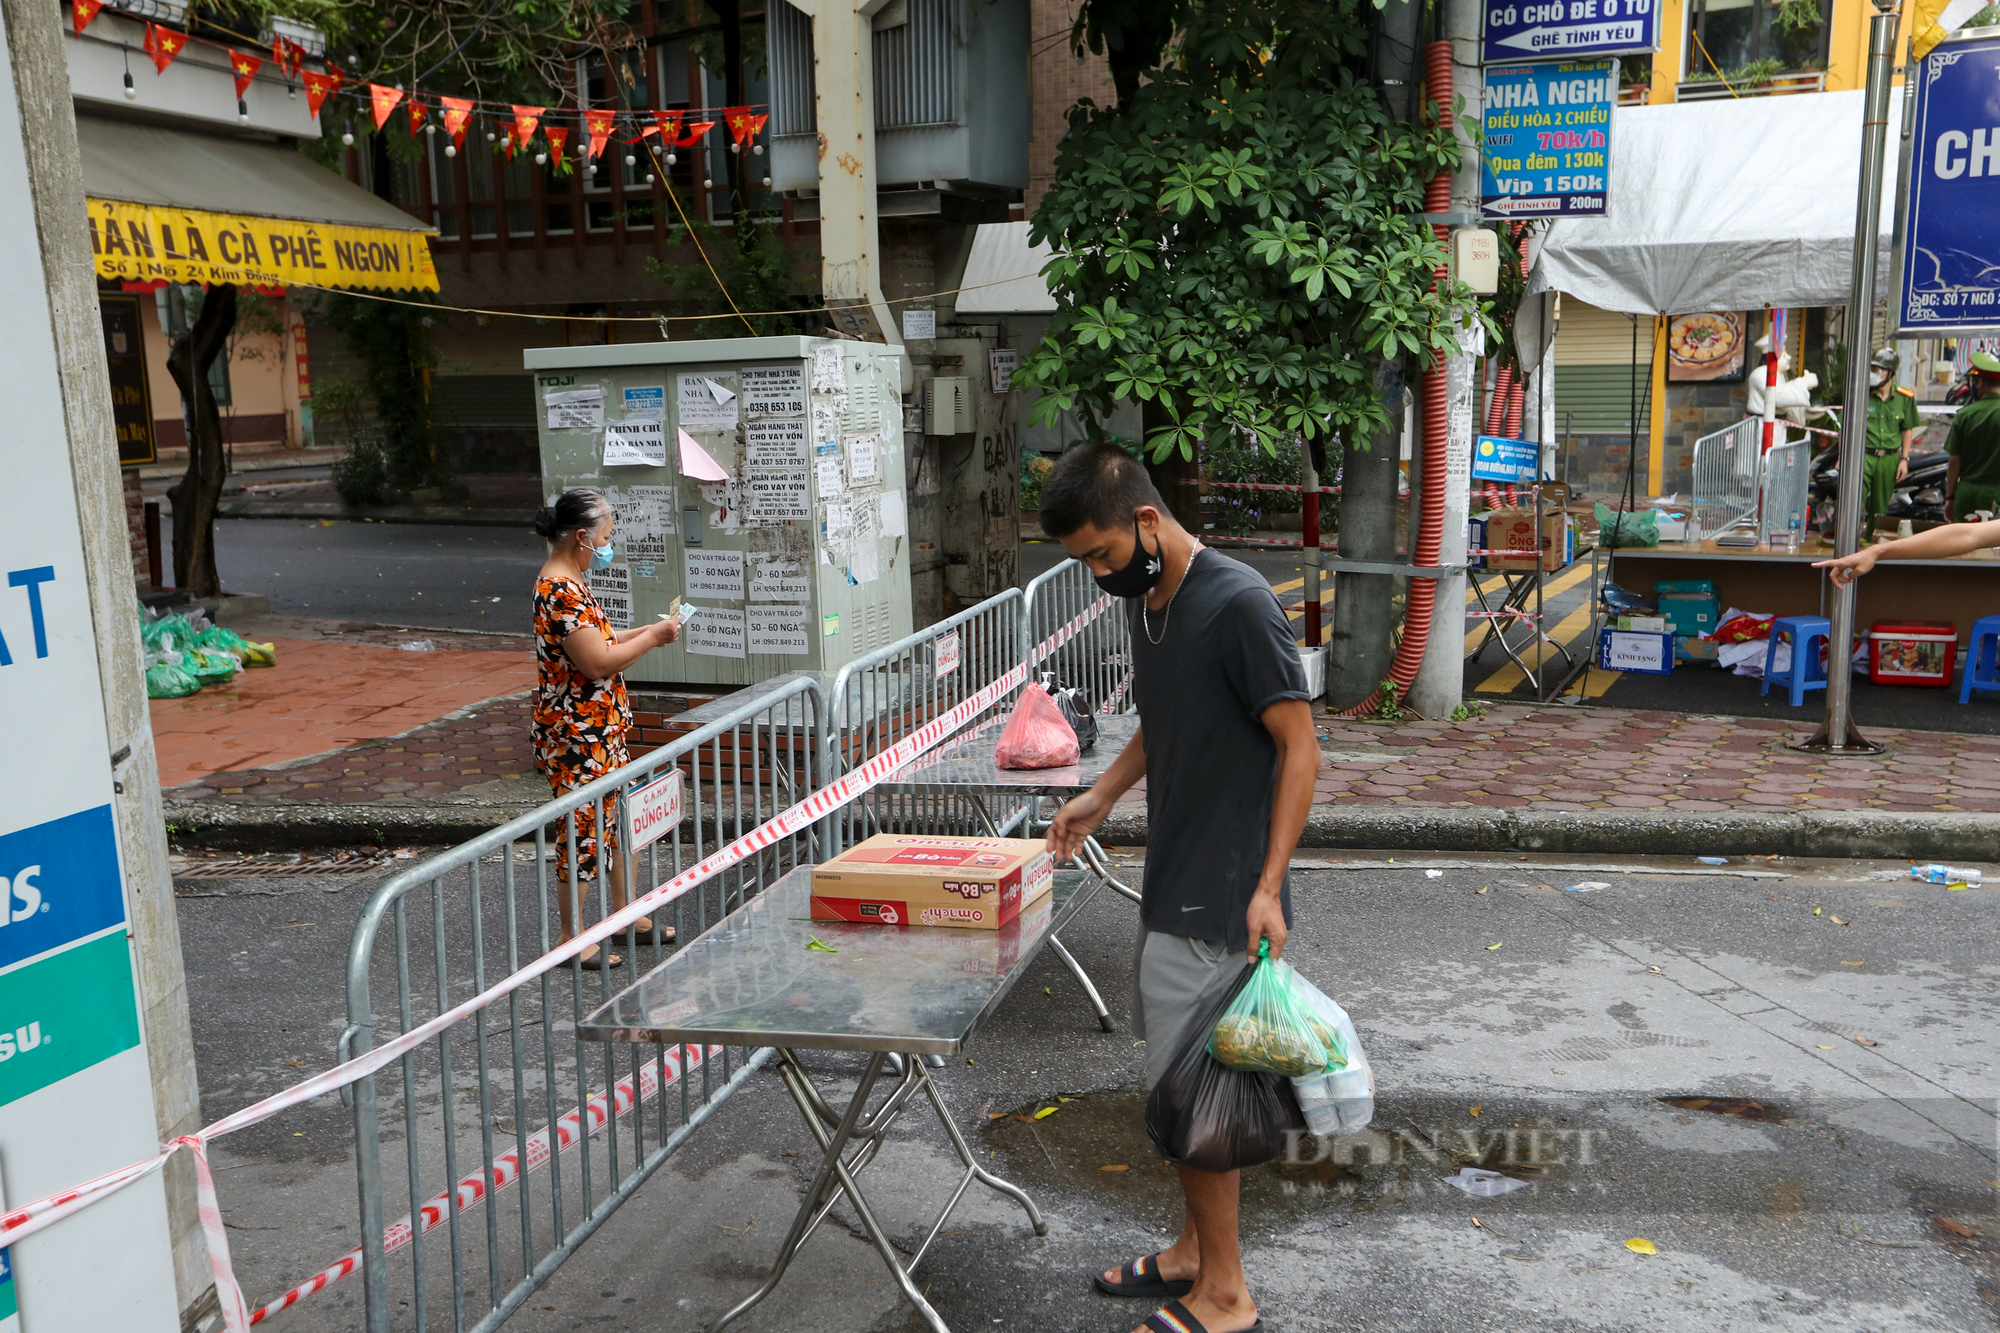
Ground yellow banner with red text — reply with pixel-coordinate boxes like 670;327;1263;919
86;197;438;293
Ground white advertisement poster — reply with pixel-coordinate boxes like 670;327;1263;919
602;419;667;467
684;549;745;599
746;419;808;466
544;385;604;429
816;453;845;498
686;606;748;658
900;308;936;340
747;469;811;521
677;373;740;432
810;396;846;445
587;562;633;628
811;343;846;394
880;489;908;538
622;385;667;421
0;9;182;1319
747;555;811;601
741;364;806;418
606;485;674;561
748;604;811;655
847;433;878;481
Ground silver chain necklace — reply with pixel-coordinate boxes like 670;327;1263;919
1143;543;1202;646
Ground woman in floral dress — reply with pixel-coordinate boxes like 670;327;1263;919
532;488;682;968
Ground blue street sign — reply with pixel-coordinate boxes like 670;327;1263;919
1473;434;1541;482
1897;33;2000;335
1482;0;1658;62
1480;61;1616;220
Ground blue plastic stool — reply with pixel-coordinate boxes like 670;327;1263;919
1761;615;1832;707
1960;616;2000;704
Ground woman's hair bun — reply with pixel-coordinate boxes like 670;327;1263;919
531;505;561;539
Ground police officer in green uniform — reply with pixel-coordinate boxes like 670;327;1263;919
1862;347;1922;532
1948;351;2000;521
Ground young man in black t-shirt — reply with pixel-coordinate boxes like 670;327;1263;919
1041;442;1320;1333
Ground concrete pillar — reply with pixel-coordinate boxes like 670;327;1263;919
1;0;205;1317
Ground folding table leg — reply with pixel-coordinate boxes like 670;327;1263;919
1047;934;1114;1032
712;1049;892;1333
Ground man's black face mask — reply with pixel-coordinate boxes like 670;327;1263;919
1094;517;1165;598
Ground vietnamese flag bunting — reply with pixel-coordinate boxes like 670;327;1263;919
71;0;104;34
723;108;768;146
302;68;342;117
650;109;684;145
678;119;716;147
368;83;404;130
229;52;262;99
439;96;474;148
144;23;188;74
511;105;544;148
544;125;569;162
584;110;616;159
407;95;428;138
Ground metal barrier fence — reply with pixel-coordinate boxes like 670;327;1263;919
1758;439;1811;542
338;673;825;1333
1691;418;1762;540
1022;558;1136;716
824;589;1030;849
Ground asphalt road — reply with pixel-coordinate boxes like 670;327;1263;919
176;849;1999;1333
163;515;548;632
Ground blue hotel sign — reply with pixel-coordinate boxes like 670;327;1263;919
1898;33;2000;335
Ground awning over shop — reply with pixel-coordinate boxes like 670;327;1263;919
1528;89;1900;317
77;114;438;293
957;221;1056;315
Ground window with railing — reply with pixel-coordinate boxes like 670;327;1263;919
1683;0;1830;93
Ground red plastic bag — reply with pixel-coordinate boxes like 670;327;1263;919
1714;612;1774;644
993;684;1080;770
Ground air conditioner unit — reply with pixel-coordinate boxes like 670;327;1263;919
924;376;972;435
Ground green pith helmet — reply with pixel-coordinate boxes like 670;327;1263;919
1972;350;2000;378
1870;347;1900;373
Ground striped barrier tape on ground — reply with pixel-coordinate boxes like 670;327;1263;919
0;590;1116;1333
247;1044;721;1324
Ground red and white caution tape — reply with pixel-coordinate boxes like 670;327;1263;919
247;1043;720;1324
0;590;1117;1333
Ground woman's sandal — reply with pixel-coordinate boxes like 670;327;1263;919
1140;1299;1262;1333
1093;1254;1194;1299
576;945;623;971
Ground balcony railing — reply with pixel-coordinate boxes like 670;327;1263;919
1676;69;1826;102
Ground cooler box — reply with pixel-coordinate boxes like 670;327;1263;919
1598;628;1675;675
1676;635;1719;663
1867;621;1958;687
810;834;1054;928
1654;579;1717;596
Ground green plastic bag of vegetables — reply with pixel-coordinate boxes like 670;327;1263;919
145;661;201;698
1594;502;1660;549
142;613;195;655
184;648;238;685
241;640;277;667
196;625;253;660
1207;941;1337;1077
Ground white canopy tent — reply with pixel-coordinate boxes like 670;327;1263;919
1527;88;1900;318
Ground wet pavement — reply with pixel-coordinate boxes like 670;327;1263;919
177;850;1998;1332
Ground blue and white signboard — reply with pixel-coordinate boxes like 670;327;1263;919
1480;61;1617;219
1472;434;1541;482
1483;0;1657;62
1897;33;2000;335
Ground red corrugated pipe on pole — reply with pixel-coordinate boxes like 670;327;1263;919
1336;40;1455;717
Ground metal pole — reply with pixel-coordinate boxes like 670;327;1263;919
1799;0;1901;755
1301;436;1323;649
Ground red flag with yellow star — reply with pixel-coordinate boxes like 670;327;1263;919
585;110;616;159
407;95;428;138
439;96;473;148
723;107;768;147
71;0;104;34
512;105;545;147
302;68;341;117
230;52;263;99
368;83;404;130
144;24;188;74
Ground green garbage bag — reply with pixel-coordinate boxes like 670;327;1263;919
241;640;277;668
1207;941;1337;1077
185;648;238;685
196;625;253;661
1595;502;1660;549
145;661;201;698
142;613;196;655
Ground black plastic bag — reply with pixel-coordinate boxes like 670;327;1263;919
1145;963;1307;1172
1051;686;1099;754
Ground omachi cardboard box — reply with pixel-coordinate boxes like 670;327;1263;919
810;834;1054;929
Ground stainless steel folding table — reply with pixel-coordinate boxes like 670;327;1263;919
578;866;1092;1333
887;712;1143;1030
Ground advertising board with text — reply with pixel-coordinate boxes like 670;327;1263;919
1897;33;2000;335
1482;0;1657;62
1480;60;1617;219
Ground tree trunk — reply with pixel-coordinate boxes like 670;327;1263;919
1141;398;1202;530
164;283;237;597
1327;359;1404;709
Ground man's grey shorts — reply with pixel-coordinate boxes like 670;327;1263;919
1132;928;1245;1087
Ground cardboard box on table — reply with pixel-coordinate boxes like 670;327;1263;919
1483;509;1575;572
811;834;1054;929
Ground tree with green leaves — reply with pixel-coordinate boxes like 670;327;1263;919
1019;0;1485;478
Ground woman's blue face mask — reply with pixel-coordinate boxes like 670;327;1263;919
581;527;614;570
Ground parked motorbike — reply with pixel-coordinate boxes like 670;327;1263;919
1809;443;1948;531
